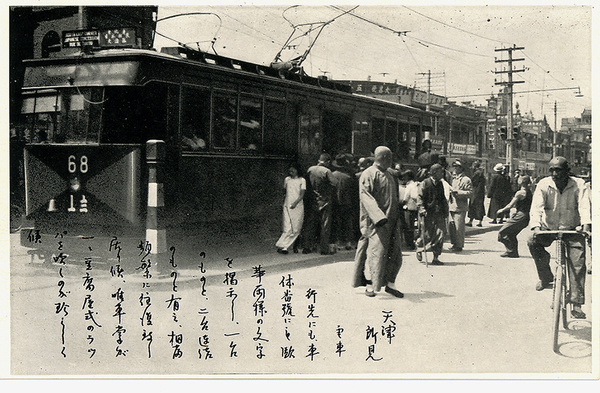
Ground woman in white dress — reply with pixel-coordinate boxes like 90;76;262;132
275;163;306;254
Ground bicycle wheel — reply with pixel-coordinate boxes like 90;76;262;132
552;264;564;354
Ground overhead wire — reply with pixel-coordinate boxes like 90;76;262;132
154;5;586;114
402;5;509;45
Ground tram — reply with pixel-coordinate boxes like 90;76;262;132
15;29;433;252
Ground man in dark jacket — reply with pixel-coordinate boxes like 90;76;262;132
467;160;486;227
304;153;337;254
331;153;356;250
417;163;448;265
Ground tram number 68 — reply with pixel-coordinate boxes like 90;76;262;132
68;155;88;174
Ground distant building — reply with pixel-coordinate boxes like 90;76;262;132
341;79;488;173
560;108;592;175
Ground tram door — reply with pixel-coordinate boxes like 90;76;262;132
322;110;352;156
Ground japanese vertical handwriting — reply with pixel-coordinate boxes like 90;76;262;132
305;288;319;361
54;231;69;358
166;245;184;359
335;325;345;358
251;265;268;359
109;236;128;357
197;253;213;360
381;310;396;345
111;286;127;357
279;274;295;359
82;237;100;358
223;258;239;357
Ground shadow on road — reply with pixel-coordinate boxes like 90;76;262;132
403;290;455;303
555;320;592;358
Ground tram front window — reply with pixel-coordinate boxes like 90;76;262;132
20;88;102;144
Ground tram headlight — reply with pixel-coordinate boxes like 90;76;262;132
70;177;81;192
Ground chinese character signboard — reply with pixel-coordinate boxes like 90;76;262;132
62;28;137;49
99;28;137;47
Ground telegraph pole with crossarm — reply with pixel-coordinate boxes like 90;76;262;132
494;45;525;177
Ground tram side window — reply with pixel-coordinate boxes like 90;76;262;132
264;100;293;155
213;94;237;149
371;118;385;151
181;87;210;151
397;123;410;160
386;119;398;153
239;96;262;151
299;107;322;156
102;85;168;143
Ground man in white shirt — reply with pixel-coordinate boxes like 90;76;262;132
527;157;591;319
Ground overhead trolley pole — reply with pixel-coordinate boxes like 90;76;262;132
494;45;525;177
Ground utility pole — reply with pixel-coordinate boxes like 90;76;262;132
494;45;525;177
416;70;432;111
553;100;557;157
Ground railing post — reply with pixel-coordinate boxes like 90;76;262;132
146;140;167;270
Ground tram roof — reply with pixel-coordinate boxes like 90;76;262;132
21;47;426;116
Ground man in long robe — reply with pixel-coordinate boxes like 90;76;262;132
467;160;486;227
351;146;404;298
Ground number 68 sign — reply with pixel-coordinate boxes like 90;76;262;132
68;155;88;174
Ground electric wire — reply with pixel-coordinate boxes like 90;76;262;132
402;5;509;45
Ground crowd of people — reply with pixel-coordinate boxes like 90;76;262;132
274;144;592;317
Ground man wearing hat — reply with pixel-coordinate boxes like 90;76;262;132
331;153;356;250
304;153;338;254
416;139;439;182
487;163;510;224
448;160;473;252
528;157;591;319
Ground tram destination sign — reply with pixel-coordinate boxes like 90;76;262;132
62;28;136;49
62;29;100;48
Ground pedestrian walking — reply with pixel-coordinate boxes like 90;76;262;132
495;175;532;258
527;157;591;319
304;153;337;254
467;160;486;227
351;146;404;298
487;163;509;224
416;163;449;265
400;169;418;250
448;160;472;252
275;163;306;254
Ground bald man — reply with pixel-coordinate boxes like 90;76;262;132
351;146;404;298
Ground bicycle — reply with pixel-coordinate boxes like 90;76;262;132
533;229;590;353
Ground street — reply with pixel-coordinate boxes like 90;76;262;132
9;224;594;376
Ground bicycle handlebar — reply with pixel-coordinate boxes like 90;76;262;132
532;229;590;240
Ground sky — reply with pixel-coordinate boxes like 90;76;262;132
151;1;594;124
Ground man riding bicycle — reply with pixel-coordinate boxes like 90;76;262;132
528;156;591;319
